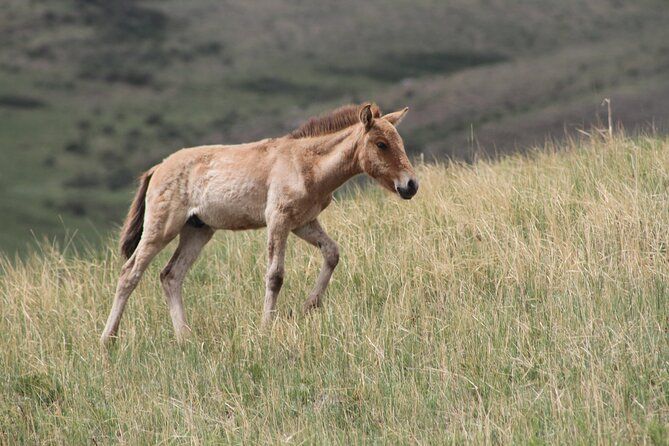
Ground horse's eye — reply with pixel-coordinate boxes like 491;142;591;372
376;141;388;150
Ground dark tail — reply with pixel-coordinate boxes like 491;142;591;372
119;167;156;260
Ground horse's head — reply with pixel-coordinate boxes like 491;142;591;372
357;104;418;199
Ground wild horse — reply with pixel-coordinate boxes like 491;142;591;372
101;103;418;345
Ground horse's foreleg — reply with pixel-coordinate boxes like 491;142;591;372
261;224;289;327
160;225;214;342
293;219;339;312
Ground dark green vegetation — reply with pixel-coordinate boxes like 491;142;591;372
1;0;668;254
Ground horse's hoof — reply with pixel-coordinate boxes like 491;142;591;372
302;298;321;313
99;335;117;349
175;326;193;344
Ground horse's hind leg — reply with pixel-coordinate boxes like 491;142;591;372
100;237;168;345
160;224;214;341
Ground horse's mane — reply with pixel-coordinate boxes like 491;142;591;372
289;103;381;139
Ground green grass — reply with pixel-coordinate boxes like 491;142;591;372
1;135;667;443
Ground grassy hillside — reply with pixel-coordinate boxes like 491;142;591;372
1;135;667;443
1;0;669;254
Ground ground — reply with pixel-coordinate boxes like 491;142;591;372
1;135;667;443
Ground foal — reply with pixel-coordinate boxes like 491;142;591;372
101;103;418;344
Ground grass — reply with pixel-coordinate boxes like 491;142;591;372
1;135;668;443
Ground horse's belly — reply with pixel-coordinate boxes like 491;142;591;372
194;181;267;231
207;210;265;230
196;195;266;230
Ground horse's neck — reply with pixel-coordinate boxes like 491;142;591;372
307;127;363;194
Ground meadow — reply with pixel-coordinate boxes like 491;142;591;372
1;135;667;443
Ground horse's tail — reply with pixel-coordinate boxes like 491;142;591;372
119;166;156;260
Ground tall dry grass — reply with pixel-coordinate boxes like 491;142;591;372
1;135;667;444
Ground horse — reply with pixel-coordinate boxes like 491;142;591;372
100;102;418;345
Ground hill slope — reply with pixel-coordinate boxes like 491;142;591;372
1;0;669;254
1;136;667;443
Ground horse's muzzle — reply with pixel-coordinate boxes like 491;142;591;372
396;179;418;199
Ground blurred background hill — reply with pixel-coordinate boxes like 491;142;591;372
1;0;668;255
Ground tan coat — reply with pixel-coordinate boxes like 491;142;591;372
101;103;418;344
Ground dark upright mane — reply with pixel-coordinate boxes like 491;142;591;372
289;103;381;139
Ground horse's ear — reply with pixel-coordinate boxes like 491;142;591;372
382;107;409;127
359;103;374;132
